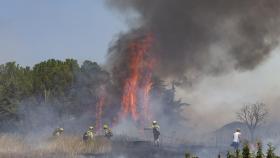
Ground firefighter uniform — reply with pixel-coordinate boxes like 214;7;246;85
152;121;160;147
52;127;64;137
83;126;95;142
103;124;113;139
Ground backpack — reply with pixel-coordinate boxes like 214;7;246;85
105;129;113;137
153;127;160;136
83;132;88;141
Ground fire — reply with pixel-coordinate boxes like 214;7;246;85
141;58;155;121
121;34;154;121
95;85;106;130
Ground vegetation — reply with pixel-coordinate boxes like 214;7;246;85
236;149;241;158
0;60;110;129
227;151;235;158
0;59;185;132
266;143;278;158
0;134;111;158
185;152;191;158
226;142;280;158
256;142;264;158
242;143;250;158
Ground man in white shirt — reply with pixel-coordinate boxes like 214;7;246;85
231;128;241;150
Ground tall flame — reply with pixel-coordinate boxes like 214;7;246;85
121;34;154;121
95;85;106;130
141;58;155;121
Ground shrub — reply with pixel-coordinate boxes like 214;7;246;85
242;143;250;158
266;143;276;158
236;149;241;158
226;151;235;158
256;142;264;158
185;152;191;158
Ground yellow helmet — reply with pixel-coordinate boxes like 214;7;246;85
103;124;108;129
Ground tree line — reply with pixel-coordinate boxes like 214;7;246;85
0;59;187;132
0;59;110;129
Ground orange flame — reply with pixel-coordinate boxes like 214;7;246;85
121;34;154;121
142;59;155;121
95;86;106;131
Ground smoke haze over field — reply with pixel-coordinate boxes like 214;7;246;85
178;50;280;131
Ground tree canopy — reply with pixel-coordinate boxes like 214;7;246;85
0;59;186;132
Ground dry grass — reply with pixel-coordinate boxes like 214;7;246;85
0;134;112;158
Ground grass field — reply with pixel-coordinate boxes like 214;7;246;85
0;134;112;158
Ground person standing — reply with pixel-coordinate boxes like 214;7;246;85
103;124;113;139
231;128;241;150
83;126;95;142
152;121;160;147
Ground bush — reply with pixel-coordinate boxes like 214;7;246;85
267;143;276;158
242;143;250;158
256;142;264;158
185;152;191;158
226;151;235;158
185;152;198;158
236;149;241;158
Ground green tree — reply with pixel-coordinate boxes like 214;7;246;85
32;59;79;103
0;59;117;129
0;62;33;123
0;62;33;100
185;153;191;158
256;142;264;158
226;151;235;158
242;143;250;158
154;81;189;128
0;98;18;122
266;143;276;158
236;149;240;158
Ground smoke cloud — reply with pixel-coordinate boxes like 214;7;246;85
104;0;280;139
106;0;280;82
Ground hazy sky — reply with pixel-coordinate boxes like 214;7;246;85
179;48;280;130
0;0;127;66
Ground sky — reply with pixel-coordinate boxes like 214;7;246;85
0;0;127;66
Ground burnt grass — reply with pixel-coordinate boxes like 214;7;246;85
82;140;186;158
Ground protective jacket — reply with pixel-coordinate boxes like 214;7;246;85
152;124;160;140
104;128;113;139
83;130;95;141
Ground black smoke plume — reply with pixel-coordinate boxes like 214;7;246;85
106;0;280;82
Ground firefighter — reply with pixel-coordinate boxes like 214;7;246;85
83;126;95;142
152;121;160;147
103;124;113;139
52;127;64;137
